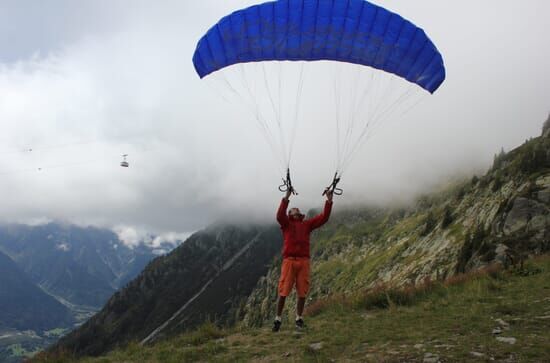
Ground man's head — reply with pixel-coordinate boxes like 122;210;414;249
289;207;304;220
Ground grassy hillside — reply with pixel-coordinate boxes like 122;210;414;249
35;255;550;362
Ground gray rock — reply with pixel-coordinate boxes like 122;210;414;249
496;337;516;344
536;175;550;188
492;327;503;335
435;344;455;349
500;354;517;363
470;351;485;358
495;318;510;329
503;198;548;235
495;245;509;265
527;215;548;235
414;343;425;349
423;352;440;363
537;188;550;204
309;342;323;351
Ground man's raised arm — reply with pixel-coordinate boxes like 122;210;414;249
276;190;292;227
307;191;334;230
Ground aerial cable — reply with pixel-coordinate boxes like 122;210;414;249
0;157;112;176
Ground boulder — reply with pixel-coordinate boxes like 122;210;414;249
537;188;550;204
309;342;323;351
496;337;516;344
423;352;440;363
504;198;548;235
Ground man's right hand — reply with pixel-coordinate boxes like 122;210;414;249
284;188;292;200
325;189;334;202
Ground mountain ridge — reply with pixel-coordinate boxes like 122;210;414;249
0;250;73;332
0;223;171;309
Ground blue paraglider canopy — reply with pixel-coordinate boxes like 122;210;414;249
193;0;445;93
193;0;446;194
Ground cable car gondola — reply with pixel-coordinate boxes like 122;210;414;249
120;154;129;168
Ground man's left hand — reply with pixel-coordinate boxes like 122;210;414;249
325;189;334;202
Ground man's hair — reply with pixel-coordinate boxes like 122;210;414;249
289;208;303;217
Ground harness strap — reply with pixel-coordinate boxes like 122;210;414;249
323;172;343;196
278;168;298;195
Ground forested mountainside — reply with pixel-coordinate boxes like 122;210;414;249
51;225;282;357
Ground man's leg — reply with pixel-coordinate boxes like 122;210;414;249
296;296;305;317
277;296;287;316
274;259;293;332
295;259;310;329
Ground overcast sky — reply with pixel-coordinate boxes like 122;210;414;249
0;0;548;244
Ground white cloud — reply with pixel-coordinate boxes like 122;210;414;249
114;225;190;250
0;0;548;235
113;226;146;249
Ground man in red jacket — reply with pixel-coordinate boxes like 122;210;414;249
272;189;333;332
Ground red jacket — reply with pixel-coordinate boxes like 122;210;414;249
276;198;333;259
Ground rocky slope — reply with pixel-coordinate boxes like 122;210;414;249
242;128;550;326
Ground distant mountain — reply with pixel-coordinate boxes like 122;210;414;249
0;224;177;363
0;250;73;332
0;224;172;309
51;224;282;357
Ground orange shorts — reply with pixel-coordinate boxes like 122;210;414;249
278;257;310;298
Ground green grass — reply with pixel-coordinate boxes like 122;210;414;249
34;256;550;363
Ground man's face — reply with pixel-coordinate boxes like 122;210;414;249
289;208;302;218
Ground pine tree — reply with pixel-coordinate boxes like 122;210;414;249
441;206;454;229
542;112;550;136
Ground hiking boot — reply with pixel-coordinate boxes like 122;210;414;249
295;318;305;330
272;320;282;332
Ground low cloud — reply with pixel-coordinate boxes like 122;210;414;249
114;225;190;250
